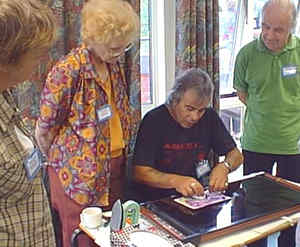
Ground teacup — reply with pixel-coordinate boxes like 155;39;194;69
80;207;102;229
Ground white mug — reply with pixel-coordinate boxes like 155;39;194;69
80;207;102;229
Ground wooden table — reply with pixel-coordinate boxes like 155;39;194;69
74;173;300;247
199;211;300;247
74;211;300;247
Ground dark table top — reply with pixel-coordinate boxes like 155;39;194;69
141;173;300;243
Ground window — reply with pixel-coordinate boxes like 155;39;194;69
219;0;247;154
140;0;175;116
140;0;152;105
219;0;265;178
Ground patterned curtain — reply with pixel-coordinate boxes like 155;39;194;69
124;0;142;153
12;0;86;132
12;0;141;138
175;0;219;167
175;0;219;110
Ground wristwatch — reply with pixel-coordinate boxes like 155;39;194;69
222;161;233;172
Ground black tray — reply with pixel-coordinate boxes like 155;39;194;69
141;173;300;244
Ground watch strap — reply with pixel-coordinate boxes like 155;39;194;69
223;161;233;172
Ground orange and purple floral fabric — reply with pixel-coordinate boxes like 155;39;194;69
37;44;132;206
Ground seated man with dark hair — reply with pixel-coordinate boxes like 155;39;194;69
132;68;243;202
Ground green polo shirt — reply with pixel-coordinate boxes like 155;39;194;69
233;35;300;154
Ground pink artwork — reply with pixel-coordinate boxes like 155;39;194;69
174;191;231;210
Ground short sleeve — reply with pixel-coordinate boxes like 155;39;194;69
233;46;249;93
132;111;162;168
38;55;80;130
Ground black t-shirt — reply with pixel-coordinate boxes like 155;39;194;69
132;105;236;201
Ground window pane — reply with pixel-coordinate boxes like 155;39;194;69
140;0;152;105
219;0;239;95
253;0;267;39
220;106;243;147
220;104;244;179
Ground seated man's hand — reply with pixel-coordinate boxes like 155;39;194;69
172;176;205;197
134;166;206;197
209;163;229;192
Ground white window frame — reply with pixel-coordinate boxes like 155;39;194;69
141;0;176;116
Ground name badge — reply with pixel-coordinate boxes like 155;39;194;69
97;104;112;122
195;159;211;179
24;148;42;181
282;65;297;77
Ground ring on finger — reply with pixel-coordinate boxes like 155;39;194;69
190;182;196;187
225;181;229;187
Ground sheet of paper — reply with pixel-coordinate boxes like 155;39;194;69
174;191;231;210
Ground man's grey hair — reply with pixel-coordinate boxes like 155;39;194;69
166;68;214;107
262;0;297;33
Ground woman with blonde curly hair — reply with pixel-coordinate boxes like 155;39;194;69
35;0;139;246
0;0;57;246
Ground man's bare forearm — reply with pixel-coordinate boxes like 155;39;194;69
133;166;183;189
224;147;243;171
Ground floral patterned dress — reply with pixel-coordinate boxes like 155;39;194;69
37;44;133;206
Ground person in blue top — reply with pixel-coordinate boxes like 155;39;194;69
233;0;300;246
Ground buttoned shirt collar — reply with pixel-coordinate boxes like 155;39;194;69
256;34;297;55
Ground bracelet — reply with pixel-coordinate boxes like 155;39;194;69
222;161;233;172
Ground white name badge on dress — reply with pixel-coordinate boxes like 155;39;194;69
24;148;42;181
195;159;211;179
282;65;297;77
97;104;112;122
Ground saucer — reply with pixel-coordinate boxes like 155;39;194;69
80;220;103;230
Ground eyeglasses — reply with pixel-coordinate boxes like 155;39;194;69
110;43;134;57
124;43;134;52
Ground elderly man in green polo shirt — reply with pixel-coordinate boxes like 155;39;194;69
233;0;300;246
